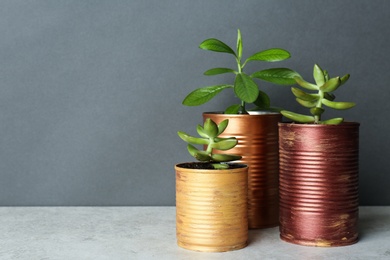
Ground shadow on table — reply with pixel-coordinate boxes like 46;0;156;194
358;210;390;241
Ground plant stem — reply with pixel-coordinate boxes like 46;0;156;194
315;90;325;123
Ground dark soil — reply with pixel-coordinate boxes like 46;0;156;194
176;162;247;169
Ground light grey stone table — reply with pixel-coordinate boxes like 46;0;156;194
0;206;389;260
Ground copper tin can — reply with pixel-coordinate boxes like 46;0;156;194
204;112;281;229
278;122;360;247
175;163;248;252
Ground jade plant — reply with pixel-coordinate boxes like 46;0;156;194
182;29;299;114
178;118;241;169
281;64;355;124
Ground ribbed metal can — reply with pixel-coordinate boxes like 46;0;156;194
175;163;248;252
278;122;360;247
204;112;281;229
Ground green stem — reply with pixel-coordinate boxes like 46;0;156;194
315;90;325;123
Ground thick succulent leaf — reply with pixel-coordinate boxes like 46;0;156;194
340;74;350;85
178;131;209;145
210;138;238;151
203;118;219;138
217;119;229;135
211;153;242;162
187;144;211;161
199;38;236;55
236;29;243;60
196;125;209;138
252;68;300;85
320;117;344;125
322;99;356;110
246;48;291;62
324;92;336;101
324;70;329;81
212;163;229;169
296;98;317;108
281;110;315;123
234;73;259;103
225;104;241;114
291;87;319;101
294;76;318;90
253;90;270;108
204;68;236;76
310;107;325;116
320;77;341;92
313;64;325;87
182;85;232;106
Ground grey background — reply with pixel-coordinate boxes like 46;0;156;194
1;0;389;206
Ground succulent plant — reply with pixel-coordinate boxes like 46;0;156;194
182;29;299;114
177;118;241;169
281;64;355;124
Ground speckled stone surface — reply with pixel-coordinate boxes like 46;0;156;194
0;207;389;259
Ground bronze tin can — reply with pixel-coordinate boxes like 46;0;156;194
175;163;248;252
204;112;281;229
278;122;360;247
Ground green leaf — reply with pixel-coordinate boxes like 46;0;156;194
204;68;236;76
281;110;315;123
211;138;238;151
296;98;317;108
203;118;219;138
178;131;209;145
212;163;229;169
182;85;232;106
187;144;211;161
236;29;243;60
253;90;270;108
234;73;259;103
225;104;241;114
252;68;300;85
320;77;341;92
320;118;344;125
340;74;350;85
295;76;318;90
313;64;325;87
324;93;336;101
322;99;356;110
199;38;236;55
310;107;325;116
291;87;319;101
246;48;291;62
217;119;229;135
196;125;208;138
211;153;241;162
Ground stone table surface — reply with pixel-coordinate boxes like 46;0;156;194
0;206;389;259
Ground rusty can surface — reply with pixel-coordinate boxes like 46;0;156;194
278;122;360;247
175;163;248;252
204;112;281;229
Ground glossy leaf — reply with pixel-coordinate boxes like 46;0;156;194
177;131;209;145
217;119;229;135
187;144;211;161
234;73;259;103
199;38;236;55
281;110;315;123
340;74;350;85
203;118;219;138
313;64;325;87
204;68;236;76
225;104;241;114
212;163;229;169
253;90;270;108
210;138;238;150
252;68;300;85
296;98;317;108
322;99;356;110
211;153;242;162
324;92;336;101
182;85;232;106
320;117;344;125
246;48;290;62
291;87;319;101
236;29;243;60
310;107;325;116
294;76;318;90
320;77;341;92
196;125;208;138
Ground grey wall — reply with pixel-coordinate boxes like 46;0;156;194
1;0;389;206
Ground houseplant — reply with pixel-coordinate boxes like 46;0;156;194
175;118;248;252
182;29;299;228
278;64;359;247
